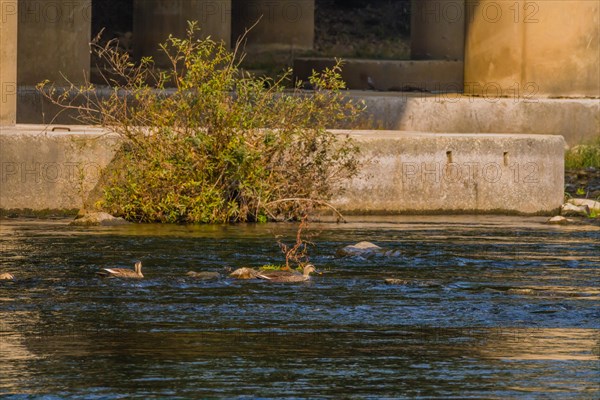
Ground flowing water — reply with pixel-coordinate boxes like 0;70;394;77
0;216;598;399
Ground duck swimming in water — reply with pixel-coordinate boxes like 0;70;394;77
257;264;317;283
98;261;144;279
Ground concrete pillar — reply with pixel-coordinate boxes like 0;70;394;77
17;0;91;86
410;0;465;60
465;0;600;98
231;0;314;52
134;0;231;67
0;0;18;125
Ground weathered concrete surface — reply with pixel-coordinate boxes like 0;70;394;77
331;131;565;215
17;0;91;85
1;126;565;216
0;125;119;212
349;92;600;146
16;87;599;146
0;0;18;125
465;0;600;98
134;0;231;66
232;0;314;52
411;0;465;60
294;58;463;92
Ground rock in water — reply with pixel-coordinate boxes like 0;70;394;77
70;212;129;226
229;267;261;279
336;241;382;258
546;216;574;225
336;241;402;258
568;198;600;213
560;203;590;217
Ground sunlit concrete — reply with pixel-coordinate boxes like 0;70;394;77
1;126;564;216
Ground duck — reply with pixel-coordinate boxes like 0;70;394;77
98;261;144;279
229;267;261;280
257;264;317;283
186;271;221;280
0;272;14;280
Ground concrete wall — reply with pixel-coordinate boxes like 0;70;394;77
465;0;600;98
16;88;599;146
333;131;565;215
0;126;565;216
0;0;18;125
350;92;600;146
134;0;231;67
0;125;119;212
411;0;465;60
232;0;314;52
294;58;463;92
17;0;91;85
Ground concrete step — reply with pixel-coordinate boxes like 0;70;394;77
0;125;564;216
17;87;597;146
347;92;599;146
293;57;463;92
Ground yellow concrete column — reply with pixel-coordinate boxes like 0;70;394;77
465;0;600;98
411;0;465;60
0;0;18;125
17;0;91;86
134;0;232;67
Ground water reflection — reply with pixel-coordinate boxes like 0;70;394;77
0;216;598;398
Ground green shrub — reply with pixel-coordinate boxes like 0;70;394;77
39;22;364;223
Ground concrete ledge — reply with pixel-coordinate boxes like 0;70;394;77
0;125;565;216
0;125;119;211
294;58;463;92
17;87;598;146
331;131;565;215
349;92;600;146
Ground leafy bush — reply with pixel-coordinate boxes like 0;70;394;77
39;22;364;223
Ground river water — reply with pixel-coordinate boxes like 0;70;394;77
1;216;598;398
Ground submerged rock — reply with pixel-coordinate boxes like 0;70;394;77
560;203;590;217
229;267;261;280
336;241;401;258
70;211;129;226
0;273;14;280
186;271;221;280
546;216;575;225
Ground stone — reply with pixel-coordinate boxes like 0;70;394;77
385;278;410;285
70;212;129;226
336;241;382;258
229;267;261;280
186;271;221;280
560;203;590;217
568;198;600;213
546;216;575;225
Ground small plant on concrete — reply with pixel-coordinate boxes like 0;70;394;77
38;22;364;223
565;138;600;170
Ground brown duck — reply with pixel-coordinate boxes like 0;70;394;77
0;272;14;280
258;264;317;283
98;261;144;279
